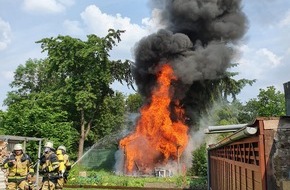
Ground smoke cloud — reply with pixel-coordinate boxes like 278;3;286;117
132;0;248;126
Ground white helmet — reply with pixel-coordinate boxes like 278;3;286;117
57;145;66;152
44;141;54;149
13;144;23;151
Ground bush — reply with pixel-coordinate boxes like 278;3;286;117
187;143;207;177
189;177;207;190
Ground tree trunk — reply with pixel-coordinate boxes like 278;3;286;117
78;133;85;161
77;110;92;161
78;110;86;160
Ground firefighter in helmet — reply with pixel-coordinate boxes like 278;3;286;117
55;145;71;189
39;141;59;190
3;143;34;190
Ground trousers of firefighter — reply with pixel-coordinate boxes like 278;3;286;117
39;142;71;190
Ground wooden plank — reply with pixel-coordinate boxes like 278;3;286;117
210;156;260;171
263;119;279;130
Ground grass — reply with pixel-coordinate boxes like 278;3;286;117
68;170;187;187
66;169;207;190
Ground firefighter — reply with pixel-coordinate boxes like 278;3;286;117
3;143;34;190
39;141;59;190
55;146;71;190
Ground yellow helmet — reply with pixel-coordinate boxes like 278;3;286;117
44;141;54;149
13;144;23;151
57;145;66;152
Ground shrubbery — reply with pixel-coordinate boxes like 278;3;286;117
187;143;207;177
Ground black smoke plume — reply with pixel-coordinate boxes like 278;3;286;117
132;0;248;126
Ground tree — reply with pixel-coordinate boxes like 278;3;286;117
36;29;133;159
125;93;143;113
4;92;77;145
0;110;5;134
187;143;207;177
92;92;126;139
3;58;77;152
217;64;256;101
184;63;256;126
4;30;133;160
242;86;285;120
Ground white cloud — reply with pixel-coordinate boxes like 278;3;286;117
66;5;152;60
0;17;12;51
63;20;84;36
80;5;147;37
22;0;74;14
279;10;290;27
142;8;165;33
63;5;168;60
256;48;282;67
233;43;289;102
234;45;282;82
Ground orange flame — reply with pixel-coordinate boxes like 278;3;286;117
120;64;189;174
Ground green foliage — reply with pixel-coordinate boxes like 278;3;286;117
241;86;285;121
4;30;133;160
68;168;191;188
93;92;126;137
186;63;255;126
187;144;207;177
0;110;5;134
35;29;133;158
7;58;46;97
3;92;78;160
210;100;241;125
217;64;256;101
189;177;207;190
125;93;143;113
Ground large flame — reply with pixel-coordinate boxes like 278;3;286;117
120;64;189;174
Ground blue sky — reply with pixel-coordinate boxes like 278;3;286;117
0;0;290;110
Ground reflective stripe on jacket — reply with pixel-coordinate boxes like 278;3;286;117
40;151;60;173
3;153;34;177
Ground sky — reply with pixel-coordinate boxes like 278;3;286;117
0;0;290;111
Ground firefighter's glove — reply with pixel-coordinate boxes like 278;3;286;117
8;161;14;167
39;155;46;164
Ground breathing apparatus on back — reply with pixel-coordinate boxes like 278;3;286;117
56;146;66;177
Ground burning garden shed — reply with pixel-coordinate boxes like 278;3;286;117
116;0;248;176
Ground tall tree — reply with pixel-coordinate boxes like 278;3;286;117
4;92;77;148
217;64;256;101
184;63;256;126
242;86;285;120
36;29;133;159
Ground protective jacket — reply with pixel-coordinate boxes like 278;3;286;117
3;153;34;180
40;151;60;176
